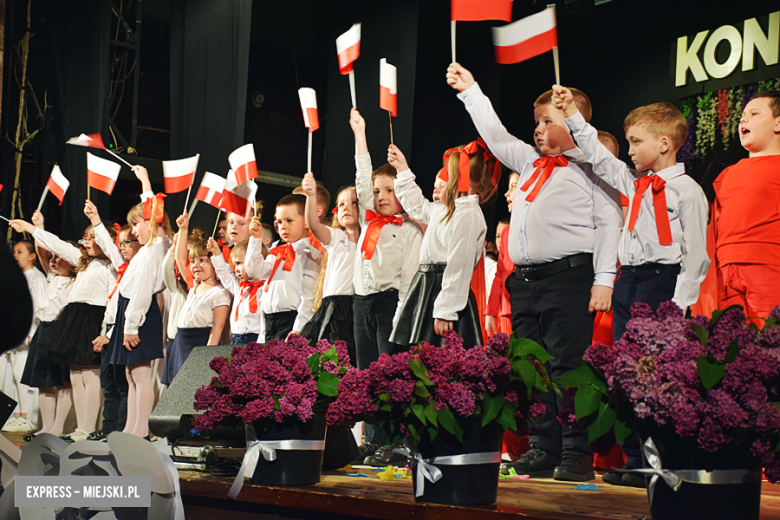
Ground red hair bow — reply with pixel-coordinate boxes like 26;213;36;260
441;138;501;193
143;193;166;223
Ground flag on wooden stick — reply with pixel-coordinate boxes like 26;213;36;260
492;5;557;65
195;172;227;208
220;169;257;217
66;133;107;149
162;154;199;193
336;24;361;75
379;59;397;117
45;165;70;205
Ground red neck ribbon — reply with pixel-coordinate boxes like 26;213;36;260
109;262;129;299
629;175;672;246
264;243;295;292
237;279;263;320
361;209;402;260
520;155;569;202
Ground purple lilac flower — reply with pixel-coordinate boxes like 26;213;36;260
487;333;510;356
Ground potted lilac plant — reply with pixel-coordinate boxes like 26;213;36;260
558;302;780;520
192;335;352;493
327;331;555;505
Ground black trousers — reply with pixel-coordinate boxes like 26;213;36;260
353;289;400;445
613;263;681;343
612;262;680;468
264;310;298;341
100;332;128;434
507;260;595;456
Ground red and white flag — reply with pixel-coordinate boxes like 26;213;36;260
492;5;557;65
162;154;199;194
195;172;226;208
66;133;107;150
336;23;361;75
228;144;258;186
220;169;257;217
379;59;397;117
298;88;320;132
451;0;513;22
86;152;121;195
46;165;70;205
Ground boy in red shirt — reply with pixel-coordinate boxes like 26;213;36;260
713;91;780;324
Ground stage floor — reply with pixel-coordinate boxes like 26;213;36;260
179;468;780;520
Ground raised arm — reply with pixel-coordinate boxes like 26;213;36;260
352;109;374;219
31;211;51;275
388;145;435;224
302;173;332;245
27;226;82;266
84;200;124;269
175;213;190;282
208;238;239;296
162;248;187;298
448;63;536;173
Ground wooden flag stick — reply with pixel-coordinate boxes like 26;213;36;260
0;216;9;223
87;184;91;201
105;149;134;169
36;186;49;212
451;21;457;63
348;70;357;108
183;184;193;216
188;198;199;218
389;113;394;146
307;132;313;174
212;210;221;237
553;46;560;85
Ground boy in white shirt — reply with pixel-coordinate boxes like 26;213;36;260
350;108;423;463
447;63;622;482
246;194;321;340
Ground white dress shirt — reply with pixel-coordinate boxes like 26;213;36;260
213;254;265;338
93;222;128;337
395;169;487;321
322;228;357;298
458;83;622;288
246;236;320;333
38;274;73;323
565;111;711;309
117;235;172;335
353;153;424;321
32;228;116;306
485;256;498;302
25;268;48;338
176;284;231;329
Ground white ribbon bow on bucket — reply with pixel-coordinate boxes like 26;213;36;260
392;445;502;497
228;423;325;499
615;437;762;520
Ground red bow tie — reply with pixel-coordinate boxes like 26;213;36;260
520;155;569;202
308;231;322;251
264;243;296;292
628;174;672;246
361;209;403;260
109;262;129;299
237;279;264;320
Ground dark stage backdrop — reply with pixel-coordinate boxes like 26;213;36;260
169;0;252;232
44;0;112;239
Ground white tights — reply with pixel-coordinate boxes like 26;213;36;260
69;366;101;434
123;362;153;438
38;385;73;436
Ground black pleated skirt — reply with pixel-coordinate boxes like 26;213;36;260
301;295;356;364
20;321;71;388
46;302;105;367
389;264;483;349
108;295;164;366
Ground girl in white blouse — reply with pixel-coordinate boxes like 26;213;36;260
10;210;117;443
162;213;231;385
21;252;76;439
105;165;172;439
300;174;360;364
387;141;500;348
